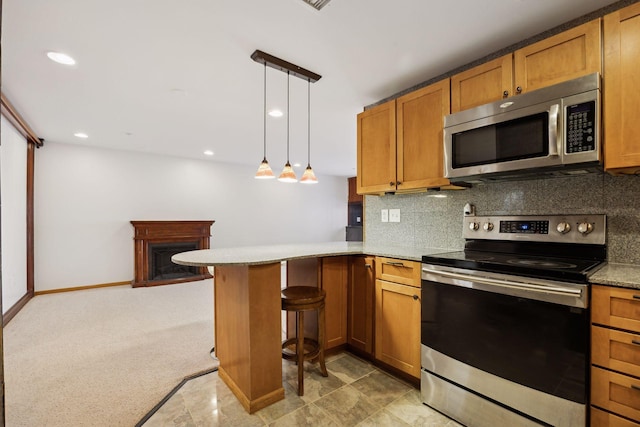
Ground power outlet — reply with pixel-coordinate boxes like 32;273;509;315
381;209;389;222
389;209;401;223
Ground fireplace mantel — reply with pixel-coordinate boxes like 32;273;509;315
130;220;214;287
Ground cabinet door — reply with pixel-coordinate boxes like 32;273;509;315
376;257;421;287
592;326;640;379
592;366;640;422
451;54;514;113
347;176;363;203
604;3;640;173
592;285;640;334
348;256;375;355
321;256;348;350
514;19;602;94
396;79;451;191
357;100;397;194
375;279;421;378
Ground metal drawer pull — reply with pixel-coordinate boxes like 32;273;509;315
423;268;582;298
632;385;640;392
633;295;640;300
364;264;372;269
632;340;640;346
385;261;406;267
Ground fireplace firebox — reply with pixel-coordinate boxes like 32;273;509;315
131;220;214;287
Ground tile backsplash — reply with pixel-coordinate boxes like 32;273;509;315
364;173;640;264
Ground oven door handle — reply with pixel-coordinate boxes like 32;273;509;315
423;268;582;298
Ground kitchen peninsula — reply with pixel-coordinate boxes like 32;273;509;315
171;241;445;413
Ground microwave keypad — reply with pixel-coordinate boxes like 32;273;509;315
566;101;596;153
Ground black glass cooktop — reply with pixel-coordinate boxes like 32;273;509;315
422;242;605;283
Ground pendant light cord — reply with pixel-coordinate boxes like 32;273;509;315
307;78;311;166
286;71;290;163
263;62;267;161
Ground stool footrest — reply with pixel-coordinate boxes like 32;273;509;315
282;337;320;362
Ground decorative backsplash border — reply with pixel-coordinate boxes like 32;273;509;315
364;173;640;265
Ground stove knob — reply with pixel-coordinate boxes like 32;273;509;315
483;222;494;231
469;222;479;231
556;222;571;234
578;222;594;235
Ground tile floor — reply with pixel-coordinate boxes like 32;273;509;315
142;352;462;426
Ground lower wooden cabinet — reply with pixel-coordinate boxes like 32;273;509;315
374;275;421;378
592;407;640;427
592;366;640;422
321;256;348;350
347;256;375;355
592;284;640;426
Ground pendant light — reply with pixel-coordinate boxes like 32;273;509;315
278;71;298;183
300;77;318;184
255;62;275;179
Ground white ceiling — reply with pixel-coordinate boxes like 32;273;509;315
2;0;620;177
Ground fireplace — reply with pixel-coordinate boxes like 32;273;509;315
131;220;214;287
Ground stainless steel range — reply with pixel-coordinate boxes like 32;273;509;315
421;213;606;427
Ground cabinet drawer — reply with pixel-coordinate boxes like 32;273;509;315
592;366;640;422
593;285;640;333
592;406;640;427
375;257;421;287
593;326;640;378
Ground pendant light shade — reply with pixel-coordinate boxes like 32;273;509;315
300;78;318;184
255;63;275;179
278;71;298;183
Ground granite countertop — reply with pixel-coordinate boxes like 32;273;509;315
589;263;640;290
171;241;451;267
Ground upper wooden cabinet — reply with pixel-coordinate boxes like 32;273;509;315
451;19;602;113
451;54;514;113
514;19;602;94
357;79;451;195
347;176;363;203
603;3;640;174
357;99;396;194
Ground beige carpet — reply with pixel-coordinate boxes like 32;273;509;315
3;280;217;427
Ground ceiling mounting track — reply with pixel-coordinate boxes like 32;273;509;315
251;50;321;83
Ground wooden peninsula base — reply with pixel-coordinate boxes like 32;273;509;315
214;263;285;413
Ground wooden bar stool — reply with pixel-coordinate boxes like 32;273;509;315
281;286;328;396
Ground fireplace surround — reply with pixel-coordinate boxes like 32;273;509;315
130;220;214;287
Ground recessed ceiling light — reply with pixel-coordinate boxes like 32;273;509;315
204;150;214;156
268;109;283;117
74;132;88;139
293;163;302;168
47;52;76;65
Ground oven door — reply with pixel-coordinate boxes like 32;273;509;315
421;264;589;427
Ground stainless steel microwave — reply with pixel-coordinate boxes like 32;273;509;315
444;73;601;182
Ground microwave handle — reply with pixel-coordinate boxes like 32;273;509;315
548;104;560;157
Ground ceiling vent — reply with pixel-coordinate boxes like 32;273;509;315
301;0;332;10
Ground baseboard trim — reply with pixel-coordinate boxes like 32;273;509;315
3;291;34;326
34;281;131;296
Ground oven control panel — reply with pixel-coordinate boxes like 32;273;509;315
464;214;606;245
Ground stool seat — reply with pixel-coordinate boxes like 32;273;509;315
281;286;328;396
281;286;325;307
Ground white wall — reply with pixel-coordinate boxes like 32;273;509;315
34;143;347;292
1;115;29;313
